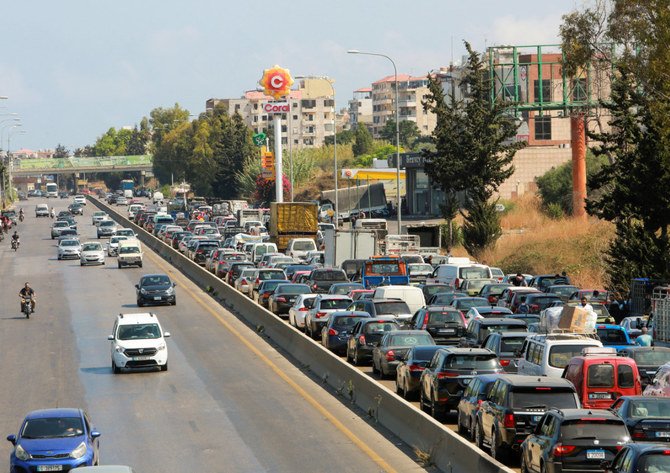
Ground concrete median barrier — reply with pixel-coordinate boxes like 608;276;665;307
88;196;513;473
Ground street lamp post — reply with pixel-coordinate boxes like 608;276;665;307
347;49;402;233
295;75;338;223
0;119;21;149
6;129;26;205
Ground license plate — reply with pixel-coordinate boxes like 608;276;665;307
153;296;162;301
133;356;151;361
588;393;611;399
533;415;542;422
657;432;670;438
37;467;63;472
439;329;455;334
586;450;605;460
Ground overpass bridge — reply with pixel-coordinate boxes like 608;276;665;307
12;155;153;177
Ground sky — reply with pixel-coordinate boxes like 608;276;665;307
0;0;580;152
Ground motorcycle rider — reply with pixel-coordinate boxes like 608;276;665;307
18;282;36;313
50;207;55;218
11;230;19;248
19;208;24;222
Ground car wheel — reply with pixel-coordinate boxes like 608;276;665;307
138;262;143;268
346;350;352;363
171;299;176;306
404;380;413;400
520;452;531;473
353;349;361;366
80;262;84;266
161;362;168;372
112;360;120;374
540;462;547;473
474;421;484;449
491;429;507;462
58;255;61;260
379;364;389;380
137;300;144;307
396;379;403;396
372;358;379;374
457;411;468;437
419;391;428;413
118;262;121;268
430;393;443;421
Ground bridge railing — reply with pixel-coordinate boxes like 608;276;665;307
16;155;152;170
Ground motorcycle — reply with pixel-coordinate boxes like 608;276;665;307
19;213;24;222
21;296;33;318
11;239;19;251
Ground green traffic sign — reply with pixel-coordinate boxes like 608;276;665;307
252;133;267;146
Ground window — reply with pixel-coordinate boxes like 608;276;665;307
573;78;587;102
533;79;551;103
324;99;334;107
588;363;614;388
618;364;635;388
301;99;316;109
293;115;298;120
534;116;552;140
503;84;520;101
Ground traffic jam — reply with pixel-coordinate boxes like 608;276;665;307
72;191;670;473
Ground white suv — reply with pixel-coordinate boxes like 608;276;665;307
108;313;170;373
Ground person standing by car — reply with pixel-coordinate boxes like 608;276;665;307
517;296;530;314
18;282;36;313
511;273;527;287
636;326;654;347
579;296;594;312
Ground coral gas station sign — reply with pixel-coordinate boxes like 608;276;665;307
258;65;294;100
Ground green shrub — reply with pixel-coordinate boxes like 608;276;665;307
545;202;565;220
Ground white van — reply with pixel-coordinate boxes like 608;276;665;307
117;240;143;268
517;333;603;378
251;242;278;264
428;263;492;288
372;285;426;314
286;238;317;260
152;191;164;204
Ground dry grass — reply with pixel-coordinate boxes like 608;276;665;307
479;195;614;288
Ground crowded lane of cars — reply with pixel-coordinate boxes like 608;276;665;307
111;196;670;473
0;198;425;473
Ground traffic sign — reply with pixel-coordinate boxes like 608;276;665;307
252;133;266;147
261;151;275;169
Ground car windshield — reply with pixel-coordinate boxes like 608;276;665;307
431;293;457;305
443;354;499;370
260;271;285;280
277;285;311;295
100;221;115;227
331;284;363;295
510;390;578;409
142;276;170;286
22;417;84;439
111;237;127;244
409;264;433;274
597;328;628;344
61;240;79;247
467;280;494;290
634;350;670;365
560;419;628;441
639;455;670;472
388;334;434;346
261;281;287;291
459;267;489;279
629;399;670;418
375;301;411;315
82;243;102;251
500;337;528;353
55;221;69;227
119;246;139;254
94;212;105;216
320;299;351;310
427;311;463;324
117;323;162;340
551;286;578;296
333;316;368;328
481;324;526;335
549;344;595;369
293;241;316;251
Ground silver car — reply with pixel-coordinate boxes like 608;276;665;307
80;242;105;266
234;268;258;296
107;235;129;256
97;220;118;238
57;238;82;260
51;220;71;239
91;211;108;225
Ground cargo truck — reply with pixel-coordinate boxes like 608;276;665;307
403;223;443;255
323;229;377;268
237;208;264;227
269;202;319;252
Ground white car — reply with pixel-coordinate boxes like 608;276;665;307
288;294;317;329
57;238;82;260
73;195;87;205
107;235;129;256
91;211;108;225
115;228;136;239
108;312;170;373
234;268;258;296
80;241;105;266
304;295;353;339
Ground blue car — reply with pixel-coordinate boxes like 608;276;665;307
596;323;636;351
321;311;370;354
7;408;100;472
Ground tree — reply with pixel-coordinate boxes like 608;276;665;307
422;42;525;255
380;119;420;149
351;123;374;156
324;129;355;146
53;144;69;159
150;104;191;184
461;200;503;259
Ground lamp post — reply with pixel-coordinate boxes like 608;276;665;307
7;129;26;204
296;75;338;223
1;119;21;149
348;49;402;233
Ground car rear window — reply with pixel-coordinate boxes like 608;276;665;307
528;296;561;308
260;271;286;280
320;299;351;310
459;266;490;279
375;301;411;315
389;334;434;346
629;399;670;418
457;298;488;310
293;240;316;251
427;311;463;325
639;454;670;472
277;285;311;295
509;389;578;409
314;271;348;281
560;419;628;441
634;350;670;365
597;328;628;344
618;364;635;388
363;322;400;334
500;336;528;353
333;316;368;328
443;354;499;370
260;281;287;291
549;344;596;369
481;324;526;334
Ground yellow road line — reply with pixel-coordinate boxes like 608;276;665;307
145;250;398;473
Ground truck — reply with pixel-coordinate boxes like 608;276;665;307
361;255;410;288
237;208;264;227
323;229;377;268
403;223;443;255
385;234;420;256
45;182;58;198
269;202;318;252
120;179;134;197
320;182;387;221
213;200;249;217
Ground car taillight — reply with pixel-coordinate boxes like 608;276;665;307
530;304;540;312
409;364;424;372
275;297;286;303
386;350;395;361
499;359;511;367
663;450;670;455
437;372;458;379
328;328;338;336
299;307;308;311
422;313;430;329
262;293;270;299
504;413;515;428
256;278;260;285
477;399;483;406
359;335;366;345
632;430;645;439
454;278;460;288
315;311;327;318
312;284;318;291
488;295;497;304
553;444;576;457
241;280;248;285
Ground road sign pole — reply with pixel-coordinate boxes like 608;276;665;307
273;114;283;203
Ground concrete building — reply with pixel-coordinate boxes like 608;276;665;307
348;88;373;131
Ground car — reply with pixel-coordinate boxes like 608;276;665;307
306;268;349;293
117;241;143;268
419;347;503;420
529;274;571;292
347;298;413;322
35;203;49;217
596;324;636;351
519;293;563;314
619;346;670;388
96;220;118;238
451;296;489;315
226;261;255;285
481;331;531;373
460;317;528;348
520;408;630;473
610;396;670;442
234;268;257;296
68;203;84;215
408;306;467;345
91;211;108;225
106;235;129;256
620;316;648;340
305;295;353;339
464;306;514;322
116;196;128;206
250;269;287;300
418;284;454;303
407;263;435;284
346;318;402;366
57;228;79;241
51;220;72;239
74;195;87;205
115;228;136;239
328;282;365;295
268;283;312;316
108;312;170;372
479;283;513;305
459;278;498;297
372;330;435;379
7;408;100;471
457;374;501;439
57;238;82;260
136;274;176;306
255;279;290;308
603;442;670;473
546;284;580;302
321;311;371;354
498;287;541;309
428;291;466;306
565;300;616;324
288;294;318;329
191;241;220;266
17;191;27;201
80;242;105;266
475;375;580;462
517;333;604;378
395;345;443;400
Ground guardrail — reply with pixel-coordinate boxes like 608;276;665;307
88;196;514;473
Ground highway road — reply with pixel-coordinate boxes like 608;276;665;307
0;199;430;473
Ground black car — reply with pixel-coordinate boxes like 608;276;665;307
428;291;466;306
520;408;630;473
306;268;349;293
395;345;443;400
268;283;311;315
408;306;467;345
419;347;503;420
328;282;365;295
459;318;528;348
372;330;435;379
457;374;501;439
619;346;670;388
479;283;513;305
521;293;563;314
68;203;84;215
481;332;531;373
604;442;670;473
136;274;177;306
321;311;370;355
610;396;670;442
418;284;453;303
346;318;401;366
256;280;290;309
475;375;580;463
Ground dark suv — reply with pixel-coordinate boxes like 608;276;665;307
408;306;466;345
346;318;401;365
520;293;563;314
520;408;630;473
459;318;528;348
307;268;349;293
475;375;580;463
419;347;502;420
481;332;530;373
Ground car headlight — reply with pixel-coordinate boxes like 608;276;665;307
70;441;87;459
115;346;125;353
15;444;31;461
165;287;174;295
140;288;147;294
157;343;166;351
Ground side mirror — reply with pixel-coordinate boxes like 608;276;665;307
107;335;114;340
173;283;177;287
164;332;171;338
134;284;139;290
90;431;101;439
7;434;16;445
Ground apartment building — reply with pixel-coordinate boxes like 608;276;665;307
348;88;373;130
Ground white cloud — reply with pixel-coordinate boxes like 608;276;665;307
489;13;563;47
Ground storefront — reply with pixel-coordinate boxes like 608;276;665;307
388;152;445;217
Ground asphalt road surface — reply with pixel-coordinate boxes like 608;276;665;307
0;198;429;473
